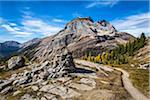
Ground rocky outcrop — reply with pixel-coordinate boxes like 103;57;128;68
7;56;25;70
0;48;76;95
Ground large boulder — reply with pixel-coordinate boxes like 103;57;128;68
7;56;25;70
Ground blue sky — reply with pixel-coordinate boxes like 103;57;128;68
0;0;149;43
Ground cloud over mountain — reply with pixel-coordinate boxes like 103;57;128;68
112;12;150;37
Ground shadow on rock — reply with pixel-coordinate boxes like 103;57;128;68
72;67;95;73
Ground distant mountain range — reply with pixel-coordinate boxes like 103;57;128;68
0;41;21;58
0;38;41;59
0;17;134;60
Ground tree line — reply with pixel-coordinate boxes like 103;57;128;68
81;33;146;65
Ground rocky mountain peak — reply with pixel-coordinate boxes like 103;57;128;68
96;19;117;35
73;17;94;22
98;20;109;26
18;17;134;62
60;17;117;37
63;17;94;34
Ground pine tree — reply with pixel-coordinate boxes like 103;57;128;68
95;54;101;63
110;51;115;60
105;51;109;61
101;52;105;64
139;33;146;48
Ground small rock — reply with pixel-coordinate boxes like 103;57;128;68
13;90;21;96
39;85;55;92
40;61;50;68
0;86;13;94
0;65;6;71
20;94;33;100
51;97;58;100
41;81;48;85
0;80;4;84
0;80;13;91
16;77;28;85
80;78;96;87
31;86;39;91
40;85;80;99
68;83;94;91
9;74;17;80
41;97;47;100
13;80;19;85
44;93;56;100
131;64;135;67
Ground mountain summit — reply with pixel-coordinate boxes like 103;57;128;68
19;17;134;62
62;17;116;37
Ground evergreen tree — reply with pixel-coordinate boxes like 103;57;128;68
139;33;146;48
101;52;105;64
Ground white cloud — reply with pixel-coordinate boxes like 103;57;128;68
1;24;15;32
0;10;64;42
9;23;17;26
86;0;119;8
22;18;62;36
1;24;32;37
111;12;150;37
1;11;63;39
52;18;66;23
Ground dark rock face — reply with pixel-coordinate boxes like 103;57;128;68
7;56;25;70
97;20;117;33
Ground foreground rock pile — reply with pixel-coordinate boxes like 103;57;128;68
0;48;79;99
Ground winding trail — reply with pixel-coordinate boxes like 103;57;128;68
75;59;149;100
114;68;148;100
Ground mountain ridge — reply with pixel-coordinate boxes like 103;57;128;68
18;17;134;62
0;41;21;58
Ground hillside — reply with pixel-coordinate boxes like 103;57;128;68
133;38;150;65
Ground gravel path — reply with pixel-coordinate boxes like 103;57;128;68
75;59;149;100
115;68;149;100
